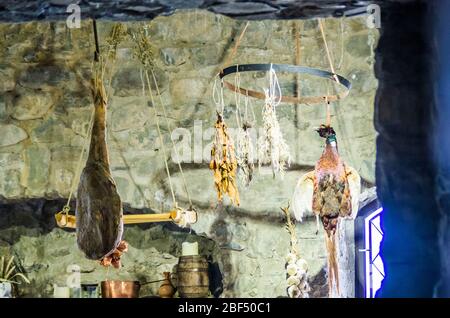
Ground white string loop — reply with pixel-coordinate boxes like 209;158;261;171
267;64;282;107
212;75;221;112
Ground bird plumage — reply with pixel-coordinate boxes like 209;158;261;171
291;125;361;297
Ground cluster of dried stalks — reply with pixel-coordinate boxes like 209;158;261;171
258;94;291;177
236;122;255;187
209;113;240;206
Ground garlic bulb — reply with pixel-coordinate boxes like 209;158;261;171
286;264;297;276
287;275;300;287
282;204;309;298
296;258;308;272
285;256;310;298
287;285;301;298
296;268;306;278
285;252;297;265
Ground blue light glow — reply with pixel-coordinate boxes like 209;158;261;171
364;207;384;298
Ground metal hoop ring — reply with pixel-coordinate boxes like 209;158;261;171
218;63;351;105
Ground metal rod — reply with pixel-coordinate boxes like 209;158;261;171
93;19;100;62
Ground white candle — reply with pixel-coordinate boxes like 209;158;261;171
182;242;198;256
53;285;70;298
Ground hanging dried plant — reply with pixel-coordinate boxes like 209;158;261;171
236;121;255;187
209;113;240;206
105;23;128;60
281;204;310;298
258;92;291;177
130;24;154;68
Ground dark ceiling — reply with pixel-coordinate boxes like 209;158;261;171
0;0;396;22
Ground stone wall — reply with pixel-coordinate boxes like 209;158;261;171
0;10;378;297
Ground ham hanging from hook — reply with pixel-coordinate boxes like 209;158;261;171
76;72;125;267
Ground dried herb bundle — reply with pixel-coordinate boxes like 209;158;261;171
209;113;240;206
236;122;255;187
105;23;128;60
130;25;154;67
281;204;310;298
258;94;291;177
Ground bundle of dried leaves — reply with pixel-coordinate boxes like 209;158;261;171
130;24;154;68
236;121;255;187
209;113;240;206
258;95;291;177
106;23;128;60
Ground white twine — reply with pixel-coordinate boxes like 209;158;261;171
267;64;282;107
212;75;221;111
234;69;243;128
212;75;226;114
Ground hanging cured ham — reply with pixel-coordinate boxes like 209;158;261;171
76;72;125;267
291;125;360;296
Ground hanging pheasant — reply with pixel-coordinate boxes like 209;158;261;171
291;125;360;297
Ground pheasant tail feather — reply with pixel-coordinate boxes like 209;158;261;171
325;231;339;297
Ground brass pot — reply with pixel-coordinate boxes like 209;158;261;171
100;281;140;298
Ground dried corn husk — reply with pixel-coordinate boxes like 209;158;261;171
210;113;240;206
236;122;255;187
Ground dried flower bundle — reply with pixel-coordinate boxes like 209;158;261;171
236;122;255;187
130;25;154;67
106;23;128;60
281;204;310;298
209;113;240;206
258;92;291;177
0;255;30;285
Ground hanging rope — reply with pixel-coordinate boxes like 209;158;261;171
243;89;255;125
244;90;249;122
234;68;243;128
60;20;102;221
212;77;221;113
318;18;339;85
318;18;340;127
149;68;194;208
61;107;95;220
294;21;302;99
219;21;250;75
325;97;331;127
337;19;345;70
267;64;282;107
142;69;177;207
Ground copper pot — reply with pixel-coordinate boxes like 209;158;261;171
101;281;140;298
158;272;175;298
